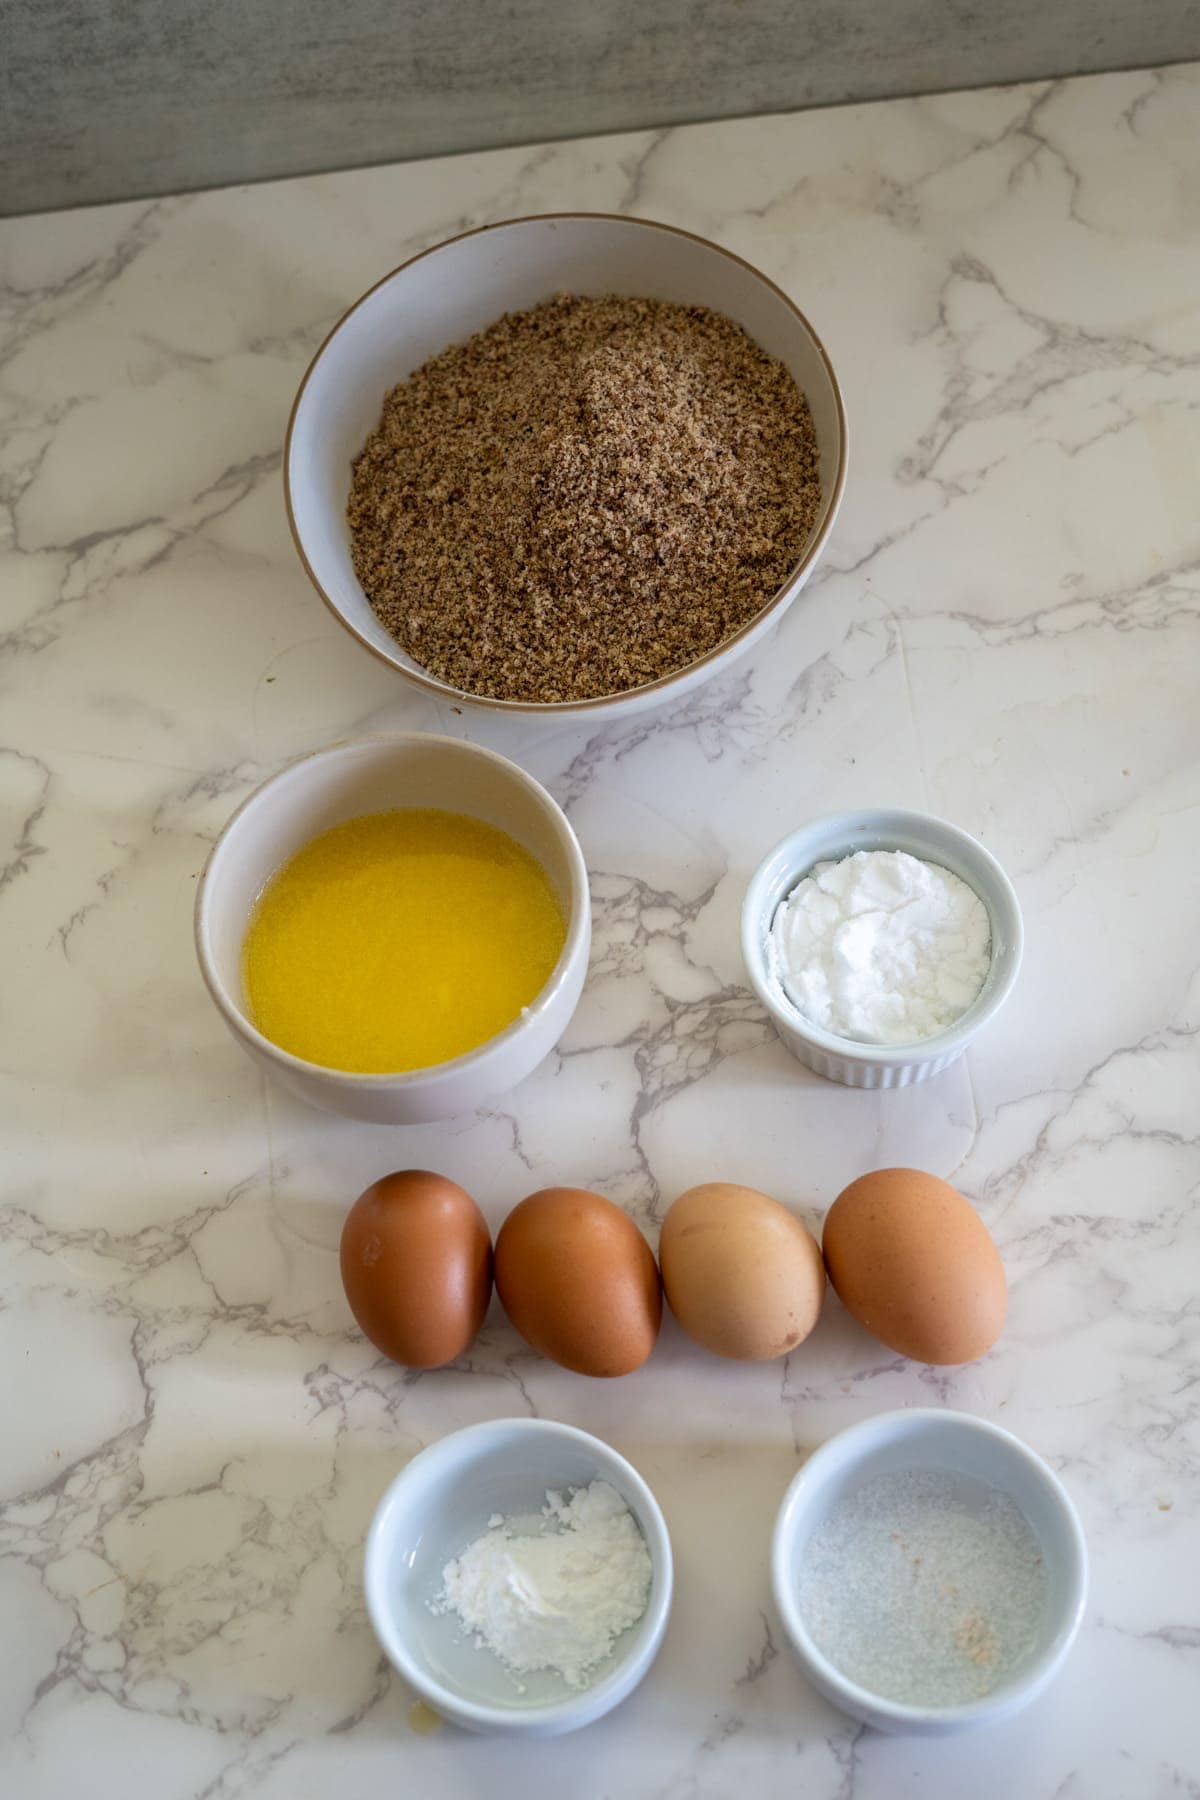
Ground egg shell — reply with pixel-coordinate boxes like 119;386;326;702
340;1170;493;1369
660;1181;825;1361
494;1187;662;1377
823;1167;1007;1365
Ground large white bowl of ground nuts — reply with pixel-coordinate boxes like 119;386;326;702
285;215;847;720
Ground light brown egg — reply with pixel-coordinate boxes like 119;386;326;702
340;1170;493;1368
494;1187;661;1377
659;1181;825;1361
823;1167;1007;1365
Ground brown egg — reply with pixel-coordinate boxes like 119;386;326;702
660;1181;825;1361
494;1187;661;1377
340;1170;493;1368
823;1167;1007;1365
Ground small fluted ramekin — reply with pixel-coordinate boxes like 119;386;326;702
195;734;590;1123
741;809;1023;1088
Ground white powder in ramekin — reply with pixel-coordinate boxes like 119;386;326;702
767;849;990;1045
431;1480;651;1691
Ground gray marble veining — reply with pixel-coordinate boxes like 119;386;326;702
0;58;1198;1799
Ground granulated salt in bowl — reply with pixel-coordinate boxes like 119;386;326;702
772;1410;1087;1735
285;215;847;722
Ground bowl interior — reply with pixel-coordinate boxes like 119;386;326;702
778;1415;1084;1715
744;810;1022;1051
200;737;582;1036
368;1428;668;1714
287;215;844;698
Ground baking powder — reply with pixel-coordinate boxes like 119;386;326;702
767;849;990;1044
432;1480;651;1690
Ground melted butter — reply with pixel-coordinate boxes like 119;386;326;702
242;808;566;1072
407;1700;444;1735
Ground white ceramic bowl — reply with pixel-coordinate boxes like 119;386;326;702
364;1418;673;1736
194;733;590;1123
741;808;1023;1088
772;1409;1088;1735
285;213;847;721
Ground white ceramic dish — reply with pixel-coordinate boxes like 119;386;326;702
771;1409;1087;1735
285;212;847;721
194;733;590;1123
364;1418;673;1736
741;808;1023;1088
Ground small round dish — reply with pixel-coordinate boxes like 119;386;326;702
741;808;1023;1088
194;734;590;1123
285;212;847;722
771;1409;1088;1735
364;1418;673;1736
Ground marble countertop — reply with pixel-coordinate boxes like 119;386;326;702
2;59;1198;1800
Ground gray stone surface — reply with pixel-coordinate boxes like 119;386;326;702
4;0;1200;214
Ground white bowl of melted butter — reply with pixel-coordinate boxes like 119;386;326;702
195;733;590;1122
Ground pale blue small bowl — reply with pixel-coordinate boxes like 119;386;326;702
771;1409;1088;1734
741;808;1023;1088
364;1418;673;1736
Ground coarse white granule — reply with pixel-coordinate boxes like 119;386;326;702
767;849;991;1044
797;1467;1049;1706
432;1480;652;1690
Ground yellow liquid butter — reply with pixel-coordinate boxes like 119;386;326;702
242;808;567;1073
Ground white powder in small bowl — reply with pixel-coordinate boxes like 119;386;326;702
431;1480;652;1691
767;848;991;1045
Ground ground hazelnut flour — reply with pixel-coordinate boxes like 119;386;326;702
347;294;821;703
